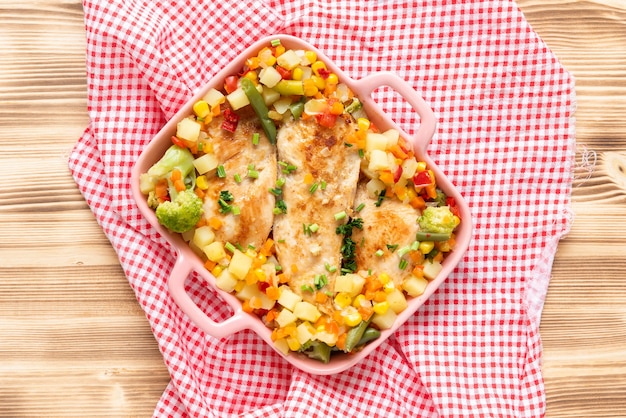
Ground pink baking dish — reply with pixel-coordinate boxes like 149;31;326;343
131;34;471;375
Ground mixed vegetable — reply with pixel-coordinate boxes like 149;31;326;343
140;39;462;362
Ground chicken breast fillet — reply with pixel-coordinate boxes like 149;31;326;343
273;116;361;301
202;109;277;249
352;182;421;287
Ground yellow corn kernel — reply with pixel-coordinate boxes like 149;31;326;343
453;215;461;227
311;60;327;76
286;336;301;351
416;161;427;173
246;56;260;70
193;100;210;119
373;301;390;315
352;294;367;308
357;117;370;132
329;101;344;115
326;73;339;85
211;265;223;277
253;268;266;282
312;75;325;90
245;248;257;258
383;281;395;293
343;311;362;327
243;71;257;83
196;175;209;190
234;280;246;292
334;292;352;309
303;78;319;96
419;241;435;255
291;67;304;81
378;272;391;285
304;50;317;64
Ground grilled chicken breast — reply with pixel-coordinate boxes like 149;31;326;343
352;183;421;286
273;116;361;300
202;109;277;249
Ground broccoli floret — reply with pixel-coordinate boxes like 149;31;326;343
155;189;203;233
418;206;458;235
139;145;196;196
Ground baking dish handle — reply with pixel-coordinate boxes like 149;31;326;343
353;72;437;155
167;252;249;338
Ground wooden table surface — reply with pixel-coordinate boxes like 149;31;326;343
1;1;625;416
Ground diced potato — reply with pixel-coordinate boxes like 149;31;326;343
193;226;215;249
382;128;400;147
403;276;429;297
401;158;419;179
386;288;408;313
203;241;227;262
228;250;253;280
275;308;298;328
365;132;388;152
276;49;301;70
293;301;321;322
314;331;338;346
273;337;290;355
333;273;366;297
259;66;282;88
226;87;250;110
277;286;302;311
176;118;201;142
272;96;293;115
236;284;275;310
365;178;386;197
215;269;238;293
371;306;397;330
203;88;225;108
193;153;219;174
262;86;280;106
295;322;314;345
368;149;391;171
423;260;443;280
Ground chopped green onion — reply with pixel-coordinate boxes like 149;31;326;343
231;205;241;216
344;142;353;147
314;274;328;289
301;284;314;293
275;264;283;272
225;242;237;253
216;165;226;178
274;200;287;214
375;189;386;207
399;258;409;270
358;149;365;158
320;180;327;190
334;211;347;221
397;246;411;257
279;161;297;174
269;187;282;196
252;132;260;145
375;249;384;257
410;240;420;251
271;39;282;47
276;177;286;187
355;202;366;212
308;223;319;233
234;173;242;183
247;164;259;179
386;244;399;252
309;182;319;194
324;262;337;273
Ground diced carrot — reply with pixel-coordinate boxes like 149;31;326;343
409;195;426;210
260;238;275;256
379;171;394;185
412;265;424;278
194;187;205;199
170;169;182;182
204;259;217;271
277;273;290;284
315;291;328;304
174;179;186;192
208;217;222;230
266;286;280;301
425;184;438;199
290;264;299;274
266;308;279;323
373;291;387;303
336;333;347;351
195;217;206;228
155;178;169;199
358;306;374;321
242;300;254;313
303;173;314;185
389;144;409;160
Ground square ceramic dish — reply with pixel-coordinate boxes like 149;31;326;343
131;34;472;375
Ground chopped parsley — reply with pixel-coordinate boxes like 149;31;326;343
335;217;364;274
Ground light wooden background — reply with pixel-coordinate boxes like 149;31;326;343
1;1;625;416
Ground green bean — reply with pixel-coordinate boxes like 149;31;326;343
240;77;277;144
415;231;451;242
356;327;381;347
273;79;304;96
289;100;304;120
344;320;370;353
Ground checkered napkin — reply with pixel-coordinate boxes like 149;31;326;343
69;1;575;416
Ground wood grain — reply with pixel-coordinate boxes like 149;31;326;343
1;0;625;416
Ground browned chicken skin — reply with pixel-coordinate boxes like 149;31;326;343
272;116;361;300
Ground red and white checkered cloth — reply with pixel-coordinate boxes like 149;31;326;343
69;1;575;416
